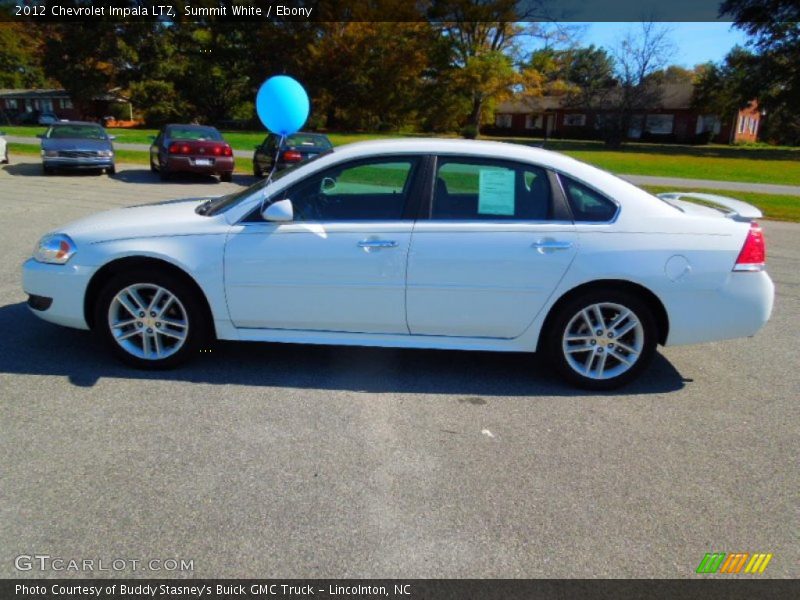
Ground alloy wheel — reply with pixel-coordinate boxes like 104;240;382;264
107;283;189;360
561;302;644;380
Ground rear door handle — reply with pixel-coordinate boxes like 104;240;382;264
358;240;398;249
532;240;573;250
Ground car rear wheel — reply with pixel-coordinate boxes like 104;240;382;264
159;166;171;181
95;270;208;369
543;289;657;390
43;165;54;175
253;165;262;177
220;171;233;182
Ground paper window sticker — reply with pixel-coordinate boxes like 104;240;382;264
478;168;515;216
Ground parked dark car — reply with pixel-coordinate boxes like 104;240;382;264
39;121;116;175
149;124;234;182
253;132;333;177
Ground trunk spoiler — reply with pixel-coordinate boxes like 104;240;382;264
657;192;763;221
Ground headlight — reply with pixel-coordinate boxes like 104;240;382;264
33;233;77;264
98;150;114;157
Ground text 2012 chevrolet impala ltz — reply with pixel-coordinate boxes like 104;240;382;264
22;140;774;389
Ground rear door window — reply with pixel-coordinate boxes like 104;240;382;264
431;158;553;221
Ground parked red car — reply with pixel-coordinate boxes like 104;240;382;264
149;124;234;182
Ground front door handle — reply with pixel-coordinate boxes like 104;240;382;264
532;240;573;250
358;240;398;249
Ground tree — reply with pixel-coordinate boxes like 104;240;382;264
0;23;48;88
719;0;800;144
429;0;546;135
39;23;125;116
602;22;675;147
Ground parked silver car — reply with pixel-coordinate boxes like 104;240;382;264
38;121;116;175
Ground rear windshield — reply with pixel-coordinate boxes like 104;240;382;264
47;125;106;140
285;133;331;148
168;127;222;141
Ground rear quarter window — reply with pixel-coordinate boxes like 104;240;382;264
559;175;618;222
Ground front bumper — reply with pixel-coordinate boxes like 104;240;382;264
43;157;114;170
22;258;97;330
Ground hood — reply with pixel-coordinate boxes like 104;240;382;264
42;138;113;152
56;197;216;243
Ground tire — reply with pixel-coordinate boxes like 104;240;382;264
220;171;233;182
159;166;171;181
253;166;262;177
542;288;657;390
107;164;116;175
150;160;157;173
94;269;208;369
43;165;54;175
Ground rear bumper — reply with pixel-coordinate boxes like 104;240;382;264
22;258;95;330
664;271;774;346
165;156;234;174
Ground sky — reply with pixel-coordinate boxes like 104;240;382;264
545;22;750;68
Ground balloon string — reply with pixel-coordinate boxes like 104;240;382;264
265;133;286;185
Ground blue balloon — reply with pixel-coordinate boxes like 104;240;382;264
256;76;309;136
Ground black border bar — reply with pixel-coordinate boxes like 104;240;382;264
1;0;739;23
3;579;800;600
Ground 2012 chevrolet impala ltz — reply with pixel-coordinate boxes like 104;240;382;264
22;140;774;389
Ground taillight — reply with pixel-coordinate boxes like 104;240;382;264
169;142;192;154
734;222;766;271
222;145;232;156
282;150;302;162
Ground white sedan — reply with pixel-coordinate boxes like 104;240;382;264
22;139;774;389
0;130;8;164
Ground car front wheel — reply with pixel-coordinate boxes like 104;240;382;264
95;270;207;369
543;289;657;390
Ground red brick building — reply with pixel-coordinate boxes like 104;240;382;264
489;83;762;145
0;88;133;124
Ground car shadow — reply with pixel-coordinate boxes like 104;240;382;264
1;302;688;396
2;162;107;177
110;168;257;187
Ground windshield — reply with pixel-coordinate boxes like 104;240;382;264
168;126;222;141
47;125;107;140
201;150;333;216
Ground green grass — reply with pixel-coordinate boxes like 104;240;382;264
6;125;799;186
641;185;800;222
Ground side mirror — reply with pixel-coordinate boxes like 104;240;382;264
262;199;294;222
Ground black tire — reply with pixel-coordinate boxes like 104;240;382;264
253;166;262;177
107;164;116;175
220;171;233;182
43;165;54;175
541;288;657;390
94;269;209;369
159;166;171;181
150;160;157;173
